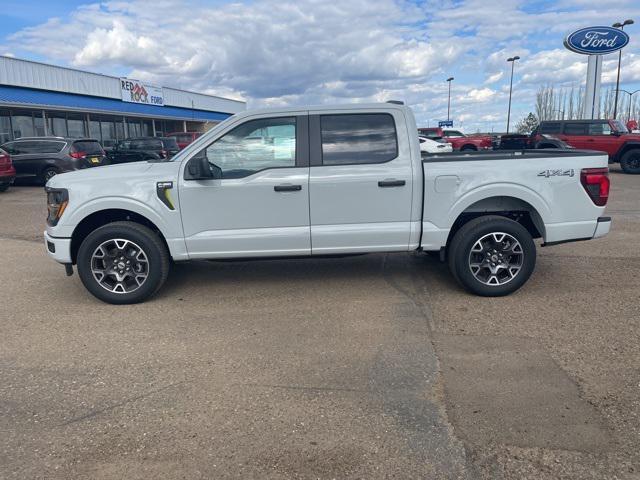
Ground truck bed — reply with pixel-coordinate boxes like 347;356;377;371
418;149;609;250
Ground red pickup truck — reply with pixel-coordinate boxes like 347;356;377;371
418;127;493;151
535;119;640;174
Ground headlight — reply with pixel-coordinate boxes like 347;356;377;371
46;188;69;226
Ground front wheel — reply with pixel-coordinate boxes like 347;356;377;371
620;149;640;174
77;222;170;304
448;216;536;296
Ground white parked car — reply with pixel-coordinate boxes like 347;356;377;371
419;135;453;153
44;102;611;304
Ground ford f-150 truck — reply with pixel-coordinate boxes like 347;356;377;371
535;119;640;174
44;103;611;304
417;127;493;151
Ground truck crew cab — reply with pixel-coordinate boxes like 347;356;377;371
44;103;611;304
535;119;640;174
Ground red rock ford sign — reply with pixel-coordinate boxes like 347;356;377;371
120;78;164;106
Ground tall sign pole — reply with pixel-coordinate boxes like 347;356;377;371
564;26;630;120
583;55;603;119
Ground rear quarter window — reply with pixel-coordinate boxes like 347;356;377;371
320;113;398;165
563;123;588;135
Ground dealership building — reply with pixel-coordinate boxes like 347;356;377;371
0;56;245;147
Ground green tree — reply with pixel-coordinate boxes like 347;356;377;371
516;112;539;134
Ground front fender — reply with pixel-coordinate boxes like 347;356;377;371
55;196;183;241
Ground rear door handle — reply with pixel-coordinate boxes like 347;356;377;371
378;179;406;188
274;184;302;192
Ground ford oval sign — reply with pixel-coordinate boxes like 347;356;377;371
564;26;630;55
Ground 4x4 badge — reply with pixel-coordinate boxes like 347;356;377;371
538;169;574;178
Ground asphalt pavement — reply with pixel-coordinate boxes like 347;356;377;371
0;167;638;479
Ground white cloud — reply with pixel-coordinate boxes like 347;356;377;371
6;0;640;132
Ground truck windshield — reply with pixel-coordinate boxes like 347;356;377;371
611;119;629;133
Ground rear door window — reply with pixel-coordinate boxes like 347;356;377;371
161;138;179;150
587;122;612;135
539;122;562;134
563;123;588;135
443;130;464;137
320;114;398;165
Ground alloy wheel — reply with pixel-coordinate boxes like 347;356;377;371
90;238;149;294
468;232;524;286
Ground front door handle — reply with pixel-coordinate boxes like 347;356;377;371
378;179;406;188
274;184;302;192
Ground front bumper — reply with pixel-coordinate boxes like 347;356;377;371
44;231;72;264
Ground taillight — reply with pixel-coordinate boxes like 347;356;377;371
580;168;610;206
0;154;8;165
70;151;86;159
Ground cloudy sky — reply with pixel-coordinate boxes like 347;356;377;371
1;0;640;132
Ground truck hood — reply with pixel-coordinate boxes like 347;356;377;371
47;161;157;188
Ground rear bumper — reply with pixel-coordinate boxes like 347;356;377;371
542;216;611;246
593;216;611;239
44;231;72;264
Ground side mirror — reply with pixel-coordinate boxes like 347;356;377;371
185;155;222;180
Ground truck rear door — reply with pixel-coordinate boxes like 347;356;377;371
308;111;413;253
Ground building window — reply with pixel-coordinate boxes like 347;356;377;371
89;120;101;140
47;113;68;137
68;114;87;138
0;110;12;143
12;112;35;138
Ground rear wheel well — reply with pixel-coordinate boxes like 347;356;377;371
70;209;169;264
460;144;478;151
445;197;544;249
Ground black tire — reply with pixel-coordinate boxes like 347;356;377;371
0;183;9;192
77;221;170;304
40;167;60;185
620;149;640;174
460;145;477;151
448;215;536;297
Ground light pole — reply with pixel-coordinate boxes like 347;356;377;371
616;89;640;121
506;56;520;133
446;77;454;122
552;109;565;120
612;19;634;119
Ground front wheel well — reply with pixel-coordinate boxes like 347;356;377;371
70;209;169;264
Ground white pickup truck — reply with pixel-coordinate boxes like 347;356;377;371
44;103;611;304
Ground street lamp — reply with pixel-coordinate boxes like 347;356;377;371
552;109;565;120
612;19;634;119
616;89;640;122
506;56;520;133
446;77;454;122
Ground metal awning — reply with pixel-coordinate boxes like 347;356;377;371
0;85;232;122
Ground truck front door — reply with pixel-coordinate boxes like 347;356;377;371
178;115;311;258
308;111;414;254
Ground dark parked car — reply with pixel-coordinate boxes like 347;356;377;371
0;137;107;184
0;147;16;192
496;133;572;150
166;131;203;149
108;137;180;164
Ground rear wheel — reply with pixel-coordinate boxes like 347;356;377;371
620;149;640;174
77;221;170;304
0;183;9;192
448;216;536;296
41;167;59;185
460;145;477;151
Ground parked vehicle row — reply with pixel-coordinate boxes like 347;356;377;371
0;147;16;192
43;102;611;304
418;127;493;151
0;134;193;190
